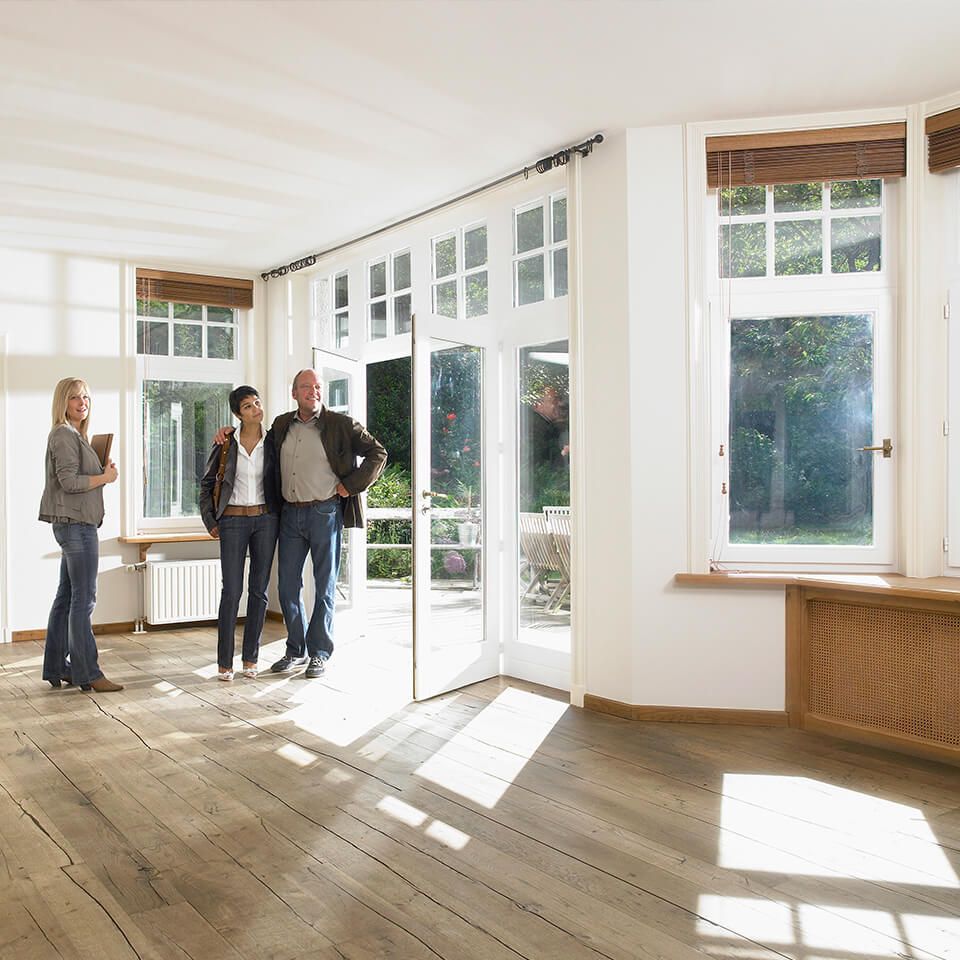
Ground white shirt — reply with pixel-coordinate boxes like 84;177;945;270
227;432;266;506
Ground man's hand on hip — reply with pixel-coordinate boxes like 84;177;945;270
336;482;349;497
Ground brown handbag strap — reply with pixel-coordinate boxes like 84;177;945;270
212;440;231;509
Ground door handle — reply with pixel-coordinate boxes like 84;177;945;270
859;438;893;458
421;489;443;499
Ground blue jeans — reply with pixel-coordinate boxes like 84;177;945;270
278;500;343;660
44;522;102;686
217;512;279;668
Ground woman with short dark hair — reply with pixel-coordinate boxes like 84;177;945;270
199;386;279;680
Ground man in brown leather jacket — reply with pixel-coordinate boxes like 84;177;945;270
267;369;386;678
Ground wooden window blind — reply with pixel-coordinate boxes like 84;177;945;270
135;269;254;309
706;122;907;189
926;108;960;174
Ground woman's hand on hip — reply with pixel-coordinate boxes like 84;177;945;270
210;526;219;539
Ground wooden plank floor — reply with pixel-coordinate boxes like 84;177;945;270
2;624;960;960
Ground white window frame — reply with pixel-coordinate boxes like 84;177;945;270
706;181;899;571
512;192;568;307
134;298;242;534
430;222;488;320
717;181;885;280
367;250;412;340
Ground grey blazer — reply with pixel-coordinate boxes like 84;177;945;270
38;424;105;526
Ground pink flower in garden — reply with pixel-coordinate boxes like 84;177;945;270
443;551;467;575
473;460;480;467
462;446;470;452
446;412;457;421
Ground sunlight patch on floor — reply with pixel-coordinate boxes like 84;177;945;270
719;774;959;886
695;896;795;944
377;794;471;850
276;742;318;767
413;686;568;808
696;896;932;959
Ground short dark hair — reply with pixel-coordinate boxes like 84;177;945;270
229;385;260;416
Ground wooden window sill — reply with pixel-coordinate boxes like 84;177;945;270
674;571;960;602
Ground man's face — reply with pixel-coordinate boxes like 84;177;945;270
293;371;323;415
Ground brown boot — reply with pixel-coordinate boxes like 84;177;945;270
81;677;124;692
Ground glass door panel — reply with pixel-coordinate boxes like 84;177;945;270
517;341;571;670
312;347;364;634
413;318;497;700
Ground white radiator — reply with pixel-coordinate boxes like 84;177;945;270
145;559;247;625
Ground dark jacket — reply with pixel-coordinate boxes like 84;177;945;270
199;432;280;534
268;407;387;528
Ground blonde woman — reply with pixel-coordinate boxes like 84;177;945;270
38;378;122;692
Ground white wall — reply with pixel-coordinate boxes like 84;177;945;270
0;248;262;638
578;129;785;710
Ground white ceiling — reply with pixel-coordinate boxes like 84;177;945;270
3;0;960;273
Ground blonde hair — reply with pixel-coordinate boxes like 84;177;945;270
51;377;92;439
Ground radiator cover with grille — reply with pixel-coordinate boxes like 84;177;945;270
806;598;960;748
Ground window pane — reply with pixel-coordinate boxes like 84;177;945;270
516;205;545;254
327;378;349;411
433;280;457;319
465;271;488;318
369;260;387;298
553;248;568;298
552;197;567;244
728;314;874;545
718;186;765;216
207;306;235;323
142;299;169;319
335;273;349;309
207;325;235;359
369;300;387;340
173;323;202;358
137;319;169;355
516;254;545;306
142;380;231;519
831;216;882;273
773;183;822;213
518;341;571;644
434;235;457;279
393;252;411;291
172;302;202;321
394;293;412;334
719;223;766;278
464;225;487;269
336;312;349;349
831;179;882;210
775;220;823;275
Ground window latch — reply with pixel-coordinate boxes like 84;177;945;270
858;438;893;458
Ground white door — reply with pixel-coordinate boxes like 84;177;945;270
312;347;366;641
412;313;499;700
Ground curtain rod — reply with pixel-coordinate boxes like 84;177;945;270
260;133;604;281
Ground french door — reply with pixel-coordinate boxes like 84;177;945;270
412;312;499;700
312;347;366;640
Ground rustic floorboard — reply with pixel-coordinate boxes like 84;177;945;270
1;625;959;959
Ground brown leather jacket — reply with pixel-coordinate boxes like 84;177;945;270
268;407;387;528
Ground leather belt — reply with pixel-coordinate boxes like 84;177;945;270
222;504;269;516
287;496;339;508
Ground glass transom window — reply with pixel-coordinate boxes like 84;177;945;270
718;180;883;279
